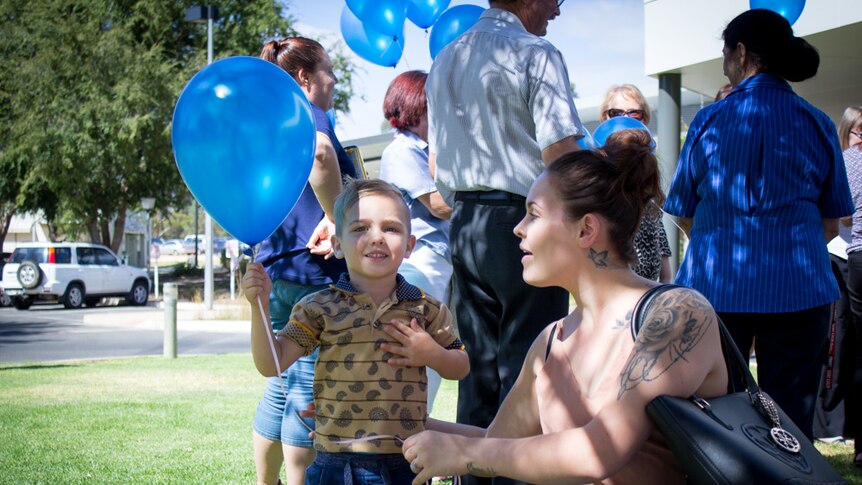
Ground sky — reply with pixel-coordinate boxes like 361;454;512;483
287;0;657;141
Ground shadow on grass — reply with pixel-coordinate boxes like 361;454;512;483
0;362;81;372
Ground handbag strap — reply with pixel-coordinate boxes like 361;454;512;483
630;284;758;395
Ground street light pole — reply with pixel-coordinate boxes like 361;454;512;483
185;5;219;310
204;11;214;310
140;197;156;297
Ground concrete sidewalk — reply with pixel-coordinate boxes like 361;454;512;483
80;300;251;334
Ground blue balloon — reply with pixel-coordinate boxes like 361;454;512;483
341;6;404;67
407;0;451;29
592;117;652;148
577;129;595;150
429;5;485;60
345;0;367;17
347;0;407;38
172;57;316;245
749;0;805;25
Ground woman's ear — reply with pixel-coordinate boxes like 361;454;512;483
297;68;310;89
737;42;747;67
576;213;601;249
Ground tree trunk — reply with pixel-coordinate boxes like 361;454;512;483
87;221;101;244
110;206;126;255
99;218;111;248
0;205;15;253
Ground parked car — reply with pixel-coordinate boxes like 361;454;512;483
0;242;150;310
213;236;228;254
151;237;165;246
182;235;206;254
158;239;185;256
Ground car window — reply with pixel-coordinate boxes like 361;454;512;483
77;247;96;265
10;248;47;263
94;248;119;266
54;248;72;264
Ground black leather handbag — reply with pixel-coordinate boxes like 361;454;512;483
631;285;847;485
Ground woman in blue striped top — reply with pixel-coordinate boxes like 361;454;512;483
664;9;853;441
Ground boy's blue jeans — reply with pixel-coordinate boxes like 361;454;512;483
306;451;416;485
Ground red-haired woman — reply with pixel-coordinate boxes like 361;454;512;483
379;70;453;411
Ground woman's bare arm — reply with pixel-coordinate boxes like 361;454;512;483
403;288;725;484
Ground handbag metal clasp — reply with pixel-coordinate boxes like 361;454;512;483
691;396;733;431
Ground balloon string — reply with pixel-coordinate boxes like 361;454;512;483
392;35;410;69
251;245;290;402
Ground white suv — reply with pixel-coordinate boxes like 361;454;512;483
0;242;150;310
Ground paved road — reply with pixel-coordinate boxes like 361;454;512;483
0;303;249;364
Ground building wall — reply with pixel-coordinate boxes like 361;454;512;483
644;0;862;121
645;0;861;75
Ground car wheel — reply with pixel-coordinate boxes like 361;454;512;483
12;296;32;310
0;291;11;307
63;283;85;309
17;261;43;289
127;279;149;306
85;297;102;307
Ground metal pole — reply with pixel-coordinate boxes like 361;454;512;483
204;14;215;310
657;73;682;278
154;256;160;299
194;203;199;268
163;283;178;358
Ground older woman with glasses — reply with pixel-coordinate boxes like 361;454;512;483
664;9;853;441
599;84;672;282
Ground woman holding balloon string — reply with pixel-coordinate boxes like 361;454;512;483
598;84;672;283
253;36;357;485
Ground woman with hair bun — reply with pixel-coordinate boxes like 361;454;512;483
402;130;728;484
253;37;357;485
664;9;853;441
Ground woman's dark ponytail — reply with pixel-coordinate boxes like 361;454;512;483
723;9;819;83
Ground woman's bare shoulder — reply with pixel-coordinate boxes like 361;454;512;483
619;286;721;399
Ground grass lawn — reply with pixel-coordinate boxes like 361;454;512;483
0;354;858;484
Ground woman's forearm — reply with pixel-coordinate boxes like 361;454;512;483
308;133;342;220
424;417;487;437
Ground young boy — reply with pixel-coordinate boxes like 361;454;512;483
243;179;469;484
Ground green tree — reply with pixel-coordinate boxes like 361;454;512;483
0;0;356;252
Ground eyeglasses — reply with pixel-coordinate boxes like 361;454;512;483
851;130;862;139
557;0;565;6
605;109;646;121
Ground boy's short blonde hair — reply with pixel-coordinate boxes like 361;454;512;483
333;178;411;236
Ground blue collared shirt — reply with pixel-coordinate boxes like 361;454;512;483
664;73;853;312
379;129;450;260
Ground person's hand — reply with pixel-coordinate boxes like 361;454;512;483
381;319;439;367
306;216;335;259
241;262;271;304
298;402;316;438
402;431;470;484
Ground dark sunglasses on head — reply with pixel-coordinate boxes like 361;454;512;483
557;0;565;6
605;109;645;121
